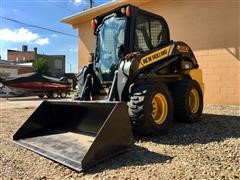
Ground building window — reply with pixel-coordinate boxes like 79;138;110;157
54;59;62;69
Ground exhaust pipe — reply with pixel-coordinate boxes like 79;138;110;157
13;100;134;171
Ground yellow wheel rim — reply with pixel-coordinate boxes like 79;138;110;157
151;93;168;125
189;89;199;113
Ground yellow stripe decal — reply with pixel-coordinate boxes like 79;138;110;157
138;46;171;69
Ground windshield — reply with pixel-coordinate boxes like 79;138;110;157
96;16;126;81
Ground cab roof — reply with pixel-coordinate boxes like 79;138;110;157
62;0;152;28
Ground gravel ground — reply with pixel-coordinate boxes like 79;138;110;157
0;98;239;179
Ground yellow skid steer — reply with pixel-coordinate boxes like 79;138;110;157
14;5;203;171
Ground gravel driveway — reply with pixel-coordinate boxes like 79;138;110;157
0;97;239;179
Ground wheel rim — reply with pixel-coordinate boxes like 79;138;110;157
61;92;66;98
151;93;168;125
52;92;58;98
189;89;199;113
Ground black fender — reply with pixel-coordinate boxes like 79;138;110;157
171;41;199;68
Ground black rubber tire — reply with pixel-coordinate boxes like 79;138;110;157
38;94;44;99
170;79;203;123
46;93;52;98
128;82;174;136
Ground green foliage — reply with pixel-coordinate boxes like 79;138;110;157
33;55;48;74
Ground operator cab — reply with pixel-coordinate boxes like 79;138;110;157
76;5;171;100
92;5;170;83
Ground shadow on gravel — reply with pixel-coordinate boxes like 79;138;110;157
87;145;173;174
144;113;240;145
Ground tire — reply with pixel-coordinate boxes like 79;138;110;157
128;82;174;136
46;93;52;98
170;79;203;123
60;92;67;98
38;94;45;99
52;92;59;99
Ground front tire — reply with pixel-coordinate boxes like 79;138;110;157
128;83;174;135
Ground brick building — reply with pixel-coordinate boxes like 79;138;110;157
8;45;37;62
8;45;66;77
62;0;239;105
42;54;66;77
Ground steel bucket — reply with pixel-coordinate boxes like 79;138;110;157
13;100;134;171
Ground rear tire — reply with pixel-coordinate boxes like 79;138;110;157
170;79;203;123
128;83;174;136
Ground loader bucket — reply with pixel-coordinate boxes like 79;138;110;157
13;101;134;171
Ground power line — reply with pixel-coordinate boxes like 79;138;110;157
0;16;78;38
46;0;76;13
52;4;75;13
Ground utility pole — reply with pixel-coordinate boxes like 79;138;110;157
89;0;93;8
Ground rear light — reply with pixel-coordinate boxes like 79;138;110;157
126;6;131;17
91;19;96;31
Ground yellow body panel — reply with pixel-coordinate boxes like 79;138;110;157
186;69;204;94
138;46;171;69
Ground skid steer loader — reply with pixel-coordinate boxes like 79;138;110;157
13;5;204;171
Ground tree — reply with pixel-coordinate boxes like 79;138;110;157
33;55;48;74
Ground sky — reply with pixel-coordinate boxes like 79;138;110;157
0;0;110;73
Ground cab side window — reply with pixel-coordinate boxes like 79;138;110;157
135;15;150;52
134;14;169;52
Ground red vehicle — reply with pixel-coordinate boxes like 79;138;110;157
0;72;71;98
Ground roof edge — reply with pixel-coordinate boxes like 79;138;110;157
62;0;152;27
